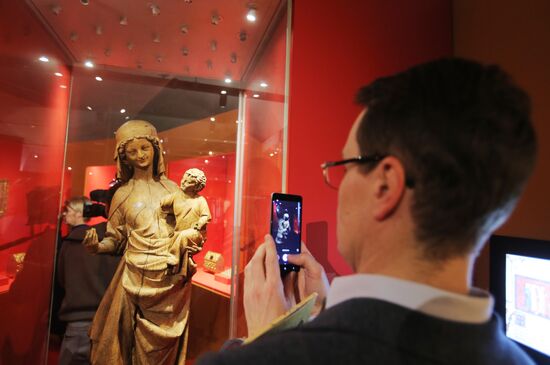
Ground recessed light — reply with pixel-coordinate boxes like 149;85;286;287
246;8;257;22
269;153;274;157
86;106;93;111
204;159;209;164
33;154;39;159
220;90;227;95
54;72;63;77
253;94;260;98
88;172;93;175
84;60;94;68
120;108;126;113
39;56;49;62
208;151;213;156
210;117;215;122
95;76;103;81
67;166;72;171
235;120;239;123
224;77;232;84
125;116;130;120
260;82;268;88
60;85;67;89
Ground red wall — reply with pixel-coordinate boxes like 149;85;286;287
287;0;453;276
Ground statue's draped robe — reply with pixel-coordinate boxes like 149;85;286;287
90;177;192;365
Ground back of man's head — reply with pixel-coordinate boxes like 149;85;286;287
65;196;91;223
355;58;537;260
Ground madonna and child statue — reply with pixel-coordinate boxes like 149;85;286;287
83;120;211;365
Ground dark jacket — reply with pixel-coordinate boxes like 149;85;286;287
57;223;120;322
197;298;534;365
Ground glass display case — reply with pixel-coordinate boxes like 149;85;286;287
0;0;290;363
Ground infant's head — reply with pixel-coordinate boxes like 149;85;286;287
181;168;207;193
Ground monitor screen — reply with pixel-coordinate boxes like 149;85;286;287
505;253;550;357
490;235;550;365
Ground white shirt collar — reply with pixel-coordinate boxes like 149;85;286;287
325;274;493;324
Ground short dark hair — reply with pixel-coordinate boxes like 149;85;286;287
356;58;537;260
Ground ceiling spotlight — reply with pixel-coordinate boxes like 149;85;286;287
80;0;90;5
230;52;237;63
253;93;260;98
211;13;222;25
246;8;257;22
51;4;62;15
260;82;268;88
125;116;130;120
33;154;39;159
120;108;126;113
86;106;93;111
220;90;227;95
67;166;72;171
120;16;128;25
150;4;160;16
54;72;63;77
210;117;216;122
224;77;232;84
204;159;209;164
208;151;213;156
153;34;161;43
95;25;103;36
84;60;94;68
60;85;67;89
95;76;103;81
39;56;49;62
180;24;189;34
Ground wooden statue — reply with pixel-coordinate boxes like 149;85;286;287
82;120;203;365
161;168;212;276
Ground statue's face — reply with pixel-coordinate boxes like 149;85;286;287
124;138;154;169
181;172;198;191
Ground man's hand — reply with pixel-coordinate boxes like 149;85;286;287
244;235;290;338
243;235;330;338
82;228;100;254
287;244;330;317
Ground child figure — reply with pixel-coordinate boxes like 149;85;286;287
161;168;211;275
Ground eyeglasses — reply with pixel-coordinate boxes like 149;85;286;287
320;155;386;190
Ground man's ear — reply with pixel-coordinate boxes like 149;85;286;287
372;156;407;220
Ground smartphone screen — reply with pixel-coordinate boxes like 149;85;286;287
270;193;302;275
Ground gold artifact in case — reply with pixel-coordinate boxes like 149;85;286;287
203;251;224;274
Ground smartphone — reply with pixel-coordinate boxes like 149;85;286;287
270;193;302;275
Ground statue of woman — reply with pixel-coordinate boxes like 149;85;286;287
83;120;192;365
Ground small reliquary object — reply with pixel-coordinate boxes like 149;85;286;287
203;251;224;274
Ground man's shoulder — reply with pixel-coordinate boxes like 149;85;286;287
197;298;535;365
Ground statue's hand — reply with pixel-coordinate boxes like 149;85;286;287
83;228;100;254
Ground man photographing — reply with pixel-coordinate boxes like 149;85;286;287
198;58;537;364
